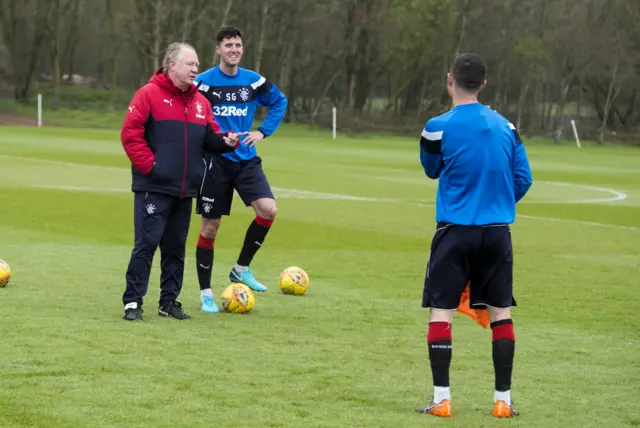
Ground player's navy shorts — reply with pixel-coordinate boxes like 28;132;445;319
422;222;516;310
196;155;274;219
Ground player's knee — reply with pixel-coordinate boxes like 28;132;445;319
255;200;277;220
487;306;511;324
264;205;277;220
429;308;455;324
201;218;221;238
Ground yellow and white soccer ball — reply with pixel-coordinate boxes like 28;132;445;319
278;266;310;295
221;283;255;314
0;259;11;288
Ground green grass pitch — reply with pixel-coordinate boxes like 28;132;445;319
0;124;639;427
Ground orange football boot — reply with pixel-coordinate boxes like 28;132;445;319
416;399;452;417
493;400;519;418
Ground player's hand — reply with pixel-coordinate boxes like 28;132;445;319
223;132;239;147
238;131;264;147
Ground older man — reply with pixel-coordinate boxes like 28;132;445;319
120;42;239;321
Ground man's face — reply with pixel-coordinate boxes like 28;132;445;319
216;36;243;67
171;47;199;88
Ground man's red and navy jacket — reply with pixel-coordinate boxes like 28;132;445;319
121;68;237;198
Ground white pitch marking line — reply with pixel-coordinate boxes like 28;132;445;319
536;181;628;203
517;214;640;231
23;184;637;231
23;184;436;207
30;184;127;193
0;154;126;172
0;155;631;203
271;187;398;203
3;155;637;231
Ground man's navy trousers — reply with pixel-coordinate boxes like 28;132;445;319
122;192;192;306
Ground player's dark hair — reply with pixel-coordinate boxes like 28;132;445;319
216;26;242;44
451;53;487;92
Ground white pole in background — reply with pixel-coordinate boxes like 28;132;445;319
570;119;581;149
332;106;337;140
37;93;42;127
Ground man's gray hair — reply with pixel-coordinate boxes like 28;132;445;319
162;42;195;74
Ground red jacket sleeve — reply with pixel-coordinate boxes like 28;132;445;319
121;86;154;175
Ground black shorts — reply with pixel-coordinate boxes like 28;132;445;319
422;223;516;310
196;155;274;219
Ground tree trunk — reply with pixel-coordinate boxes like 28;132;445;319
539;82;548;130
212;0;233;65
180;3;193;42
311;70;341;126
598;56;620;143
62;0;80;80
151;0;163;70
516;76;531;130
576;70;586;125
527;78;540;135
453;0;471;57
254;2;269;74
554;79;571;143
47;0;73;109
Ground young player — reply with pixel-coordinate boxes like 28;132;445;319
193;26;288;313
416;53;532;418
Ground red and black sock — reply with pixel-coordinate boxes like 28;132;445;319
427;321;452;387
196;235;215;291
237;216;273;267
491;319;515;392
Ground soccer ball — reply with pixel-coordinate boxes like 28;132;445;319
278;266;309;295
0;259;11;288
221;283;255;314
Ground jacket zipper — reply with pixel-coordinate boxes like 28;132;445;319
182;103;188;197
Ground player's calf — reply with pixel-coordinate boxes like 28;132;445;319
427;319;453;403
232;199;276;292
196;218;221;311
489;309;516;416
416;308;455;417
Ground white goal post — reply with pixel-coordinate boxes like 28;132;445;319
37;93;42;127
570;119;581;149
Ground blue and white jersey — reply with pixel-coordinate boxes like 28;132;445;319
195;66;288;162
419;103;533;226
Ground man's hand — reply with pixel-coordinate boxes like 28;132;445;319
238;131;264;147
223;132;239;148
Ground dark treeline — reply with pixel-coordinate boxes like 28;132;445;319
1;0;639;141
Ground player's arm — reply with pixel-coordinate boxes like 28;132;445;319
254;78;287;137
511;124;533;202
419;123;443;179
121;87;154;175
203;100;239;154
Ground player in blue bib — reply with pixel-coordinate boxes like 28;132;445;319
416;54;532;418
194;26;287;312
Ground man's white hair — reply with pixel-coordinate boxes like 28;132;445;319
162;42;195;74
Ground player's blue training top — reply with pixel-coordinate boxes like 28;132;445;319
195;66;288;162
419;103;532;226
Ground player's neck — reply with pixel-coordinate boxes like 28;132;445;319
451;96;478;108
451;89;479;108
219;62;239;77
168;73;189;92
